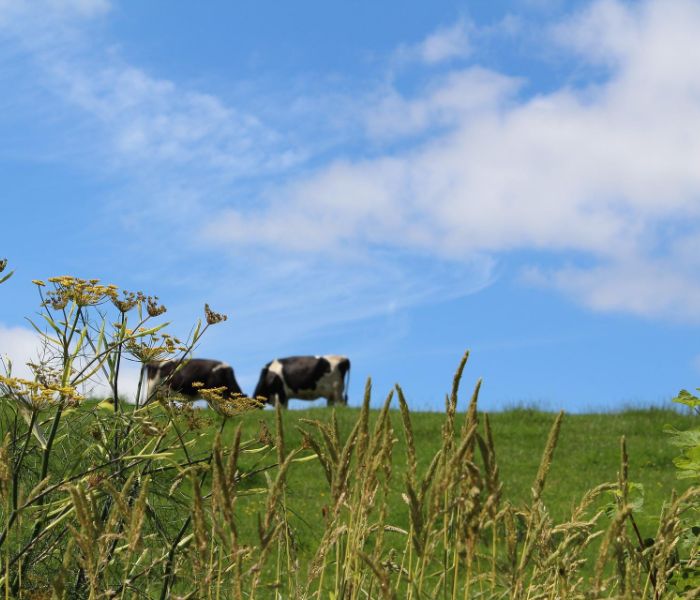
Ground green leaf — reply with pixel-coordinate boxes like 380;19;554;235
25;316;60;346
664;425;700;448
97;400;115;412
129;322;170;339
672;389;700;408
95;319;106;354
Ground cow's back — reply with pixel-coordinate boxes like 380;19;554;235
147;358;242;399
274;356;332;393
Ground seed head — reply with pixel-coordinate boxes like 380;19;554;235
110;289;138;313
204;303;227;325
146;296;167;317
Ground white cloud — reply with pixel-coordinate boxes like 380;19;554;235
365;67;521;140
0;324;41;380
3;0;700;326
419;20;472;64
51;63;292;175
0;0;301;189
395;20;472;66
0;323;143;401
204;0;700;320
208;251;495;346
523;256;700;320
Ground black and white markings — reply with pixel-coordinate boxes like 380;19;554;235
253;355;350;408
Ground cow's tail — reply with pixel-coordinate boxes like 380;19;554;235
138;363;148;407
342;358;351;405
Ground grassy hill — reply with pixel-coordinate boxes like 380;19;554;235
2;394;696;597
202;404;693;549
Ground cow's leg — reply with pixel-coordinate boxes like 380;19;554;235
329;381;343;406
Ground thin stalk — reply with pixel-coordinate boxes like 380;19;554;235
158;417;227;600
491;521;497;592
451;537;460;600
111;312;126;413
12;410;36;511
463;552;472;600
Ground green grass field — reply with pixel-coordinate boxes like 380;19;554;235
2;396;696;597
192;404;694;554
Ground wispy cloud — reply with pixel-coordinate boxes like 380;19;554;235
0;0;302;186
51;62;300;176
394;20;472;66
4;0;700;334
364;67;521;140
0;0;111;25
204;0;700;321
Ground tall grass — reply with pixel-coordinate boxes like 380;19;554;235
0;263;698;598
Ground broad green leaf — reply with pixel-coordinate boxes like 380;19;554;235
664;425;700;448
672;389;700;408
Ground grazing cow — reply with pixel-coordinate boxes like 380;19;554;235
254;355;350;408
141;358;243;403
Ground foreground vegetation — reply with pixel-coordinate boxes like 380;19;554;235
0;260;698;598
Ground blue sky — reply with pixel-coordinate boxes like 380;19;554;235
2;0;700;412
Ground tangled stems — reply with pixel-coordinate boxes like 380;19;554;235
1;272;233;594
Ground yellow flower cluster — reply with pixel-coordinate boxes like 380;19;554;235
197;387;263;416
43;276;117;309
0;374;83;410
38;277;168;317
125;331;187;364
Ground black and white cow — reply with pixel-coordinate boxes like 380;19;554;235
253;355;350;408
141;358;243;403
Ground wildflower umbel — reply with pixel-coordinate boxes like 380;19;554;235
204;303;227;325
0;374;84;409
124;330;186;364
197;387;263;416
44;276;113;308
